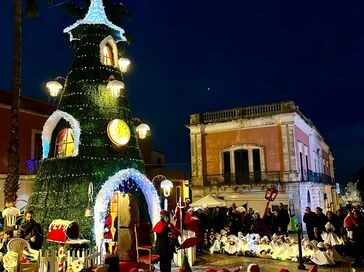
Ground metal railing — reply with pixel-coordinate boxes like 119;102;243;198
200;170;334;187
191;101;297;124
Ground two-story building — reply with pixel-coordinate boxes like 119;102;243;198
0;90;56;209
187;101;338;222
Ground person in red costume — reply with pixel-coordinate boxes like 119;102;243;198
104;213;113;253
153;210;180;272
183;208;200;236
174;198;191;231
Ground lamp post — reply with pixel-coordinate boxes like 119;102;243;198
160;179;173;211
136;123;151;139
118;57;131;73
297;223;306;270
46;76;65;98
263;185;278;216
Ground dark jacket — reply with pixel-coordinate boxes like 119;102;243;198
18;220;44;250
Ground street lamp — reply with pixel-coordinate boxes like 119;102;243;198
263;185;278;216
46;80;63;97
136;123;150;139
160;179;173;211
118;57;131;73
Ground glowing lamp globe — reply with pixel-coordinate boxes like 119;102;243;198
84;207;93;217
106;79;124;98
46;80;63;97
265;185;278;201
160;179;173;197
136;123;150;139
118;57;131;73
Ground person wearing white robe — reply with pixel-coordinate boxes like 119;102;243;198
210;233;222;253
321;222;343;247
311;242;336;266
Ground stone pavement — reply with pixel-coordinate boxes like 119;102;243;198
171;252;364;272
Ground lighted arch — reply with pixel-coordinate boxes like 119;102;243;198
94;168;160;248
99;35;118;67
42;110;81;159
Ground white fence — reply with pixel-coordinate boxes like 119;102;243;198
38;247;103;272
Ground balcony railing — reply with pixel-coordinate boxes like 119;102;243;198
200;170;334;187
190;101;297;125
303;169;334;184
25;159;42;175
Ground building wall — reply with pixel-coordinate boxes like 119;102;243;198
0;107;50;174
204;126;284;175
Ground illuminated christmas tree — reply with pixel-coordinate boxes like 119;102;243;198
28;0;160;250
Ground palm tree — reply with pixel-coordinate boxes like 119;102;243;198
4;0;40;205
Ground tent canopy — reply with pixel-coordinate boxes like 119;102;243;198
190;194;226;208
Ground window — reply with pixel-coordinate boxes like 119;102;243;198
55;128;74;158
221;145;265;184
103;43;114;66
176;186;181;205
223;151;231;184
234;149;249;184
31;131;42;160
253;149;262;182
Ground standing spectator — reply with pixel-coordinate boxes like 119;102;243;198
211;207;224;233
17;211;43;250
335;209;345;237
303;207;316;241
326;211;340;237
251;211;269;237
315;207;328;232
229;208;243;235
271;210;279;235
197;208;209;252
153;210;179;272
277;203;290;237
263;208;274;237
344;209;363;268
243;208;254;235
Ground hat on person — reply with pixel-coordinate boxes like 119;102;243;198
247;264;260;272
325;222;335;231
160;210;170;217
317;242;325;249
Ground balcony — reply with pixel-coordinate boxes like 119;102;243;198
25;159;42;175
303;169;334;184
190;101;298;125
200;170;334;187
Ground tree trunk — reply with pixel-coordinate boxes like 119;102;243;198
4;0;22;204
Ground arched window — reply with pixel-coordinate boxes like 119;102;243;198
103;43;114;66
55;128;74;158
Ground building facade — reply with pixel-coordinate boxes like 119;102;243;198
188;101;338;222
0;90;56;209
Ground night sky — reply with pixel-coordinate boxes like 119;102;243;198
1;1;364;183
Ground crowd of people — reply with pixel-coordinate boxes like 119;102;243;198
0;209;44;272
175;200;364;268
